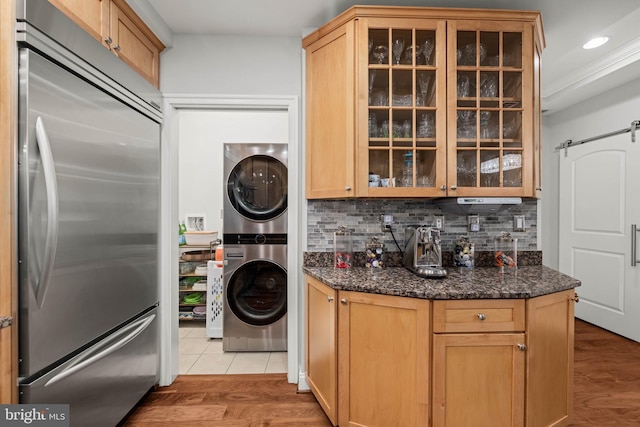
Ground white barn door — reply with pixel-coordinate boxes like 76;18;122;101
559;133;640;342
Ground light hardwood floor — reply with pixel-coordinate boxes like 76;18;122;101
122;319;639;426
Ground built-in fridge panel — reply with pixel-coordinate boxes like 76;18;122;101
17;47;160;379
20;308;159;427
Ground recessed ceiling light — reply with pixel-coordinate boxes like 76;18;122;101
583;37;609;50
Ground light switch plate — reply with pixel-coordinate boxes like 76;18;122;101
513;215;525;232
468;214;480;232
433;215;444;231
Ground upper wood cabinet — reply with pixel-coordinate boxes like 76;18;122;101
48;0;165;88
302;6;544;199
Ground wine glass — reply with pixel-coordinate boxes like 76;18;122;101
422;38;435;65
418;73;431;106
392;38;405;65
369;70;376;104
372;45;388;64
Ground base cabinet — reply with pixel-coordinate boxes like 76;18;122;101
305;274;575;427
432;333;525;427
525;290;575;427
306;276;338;425
338;290;430;427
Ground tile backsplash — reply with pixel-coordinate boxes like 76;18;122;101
306;198;537;253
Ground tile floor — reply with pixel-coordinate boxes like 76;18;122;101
179;323;287;375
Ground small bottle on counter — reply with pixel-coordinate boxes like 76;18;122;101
365;236;385;269
494;231;517;272
334;226;353;269
454;236;474;268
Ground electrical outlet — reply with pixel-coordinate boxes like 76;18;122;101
381;214;393;232
513;215;525;232
433;215;445;231
468;214;480;232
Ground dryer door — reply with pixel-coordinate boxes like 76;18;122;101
226;155;288;222
226;260;287;326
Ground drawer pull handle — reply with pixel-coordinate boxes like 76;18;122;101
517;343;527;351
327;296;334;302
340;298;347;304
477;313;486;321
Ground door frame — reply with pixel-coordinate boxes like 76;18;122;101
160;94;301;386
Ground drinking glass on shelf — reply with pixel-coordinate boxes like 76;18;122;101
372;45;388;64
422;38;435;65
457;75;470;98
480;74;498;98
380;120;390;137
392;38;405;65
418;73;431;106
368;70;376;104
402;120;411;138
417;113;434;138
368;112;378;137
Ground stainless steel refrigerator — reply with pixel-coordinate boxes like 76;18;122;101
16;2;162;425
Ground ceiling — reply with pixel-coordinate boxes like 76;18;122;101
130;0;640;114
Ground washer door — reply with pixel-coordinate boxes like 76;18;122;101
226;260;287;326
227;155;287;221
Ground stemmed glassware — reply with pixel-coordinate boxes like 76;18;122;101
372;45;388;64
422;38;435;65
392;38;405;65
369;70;376;104
417;73;431;106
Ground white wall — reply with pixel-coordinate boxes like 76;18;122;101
161;34;302;96
542;77;640;269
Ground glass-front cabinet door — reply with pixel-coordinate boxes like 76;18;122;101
358;18;447;197
447;21;534;196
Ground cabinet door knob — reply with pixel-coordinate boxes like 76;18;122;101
345;186;352;191
440;185;446;191
327;296;334;302
340;298;347;304
104;36;112;44
517;343;527;351
572;293;580;303
113;44;122;52
477;313;486;320
450;185;458;190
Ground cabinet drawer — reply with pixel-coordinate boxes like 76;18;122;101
433;299;524;333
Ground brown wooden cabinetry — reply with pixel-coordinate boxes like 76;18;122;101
302;6;544;199
305;275;430;427
306;276;338;425
431;293;574;427
305;273;574;427
48;0;164;87
338;290;430;427
525;289;575;427
432;299;526;427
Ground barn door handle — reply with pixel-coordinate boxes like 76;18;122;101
632;224;640;266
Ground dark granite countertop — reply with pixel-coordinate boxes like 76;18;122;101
302;266;581;300
0;316;12;329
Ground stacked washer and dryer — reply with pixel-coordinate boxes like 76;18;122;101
222;144;288;352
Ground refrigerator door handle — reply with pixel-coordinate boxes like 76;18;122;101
44;313;156;387
33;117;59;308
